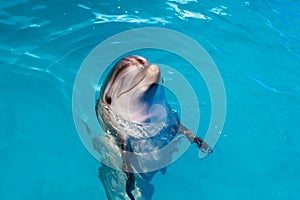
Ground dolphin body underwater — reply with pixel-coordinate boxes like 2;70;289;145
95;56;212;200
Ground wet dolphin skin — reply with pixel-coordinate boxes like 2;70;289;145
96;56;212;200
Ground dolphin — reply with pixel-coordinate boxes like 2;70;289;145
95;56;212;200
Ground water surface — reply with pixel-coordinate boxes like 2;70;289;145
0;0;300;199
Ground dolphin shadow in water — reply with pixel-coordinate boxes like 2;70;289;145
94;56;212;200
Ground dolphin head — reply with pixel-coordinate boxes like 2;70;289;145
101;56;168;124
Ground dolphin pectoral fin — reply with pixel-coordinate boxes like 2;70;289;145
179;124;213;154
193;136;213;154
121;138;136;200
125;172;135;200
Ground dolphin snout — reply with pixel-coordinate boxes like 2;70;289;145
149;64;160;73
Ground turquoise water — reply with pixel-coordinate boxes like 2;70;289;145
1;0;300;199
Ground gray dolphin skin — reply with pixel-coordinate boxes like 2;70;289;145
95;56;212;200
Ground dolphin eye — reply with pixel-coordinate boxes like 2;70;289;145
105;95;112;104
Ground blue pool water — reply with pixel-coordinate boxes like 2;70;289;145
1;0;300;199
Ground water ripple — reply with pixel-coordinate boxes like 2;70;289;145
167;2;211;20
167;0;198;5
77;4;91;10
248;75;300;99
76;3;170;25
209;6;230;16
93;12;169;24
